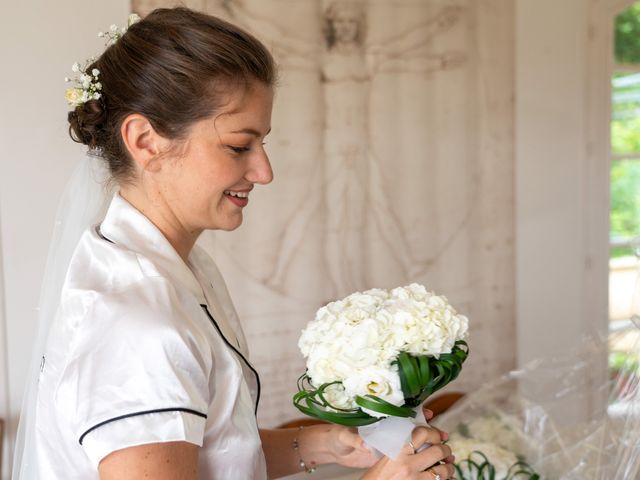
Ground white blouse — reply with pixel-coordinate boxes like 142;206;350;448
34;194;267;479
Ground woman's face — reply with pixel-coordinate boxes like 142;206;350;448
157;82;274;233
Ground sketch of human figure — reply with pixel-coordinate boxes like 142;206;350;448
216;0;466;297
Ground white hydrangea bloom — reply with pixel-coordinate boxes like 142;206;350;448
298;283;468;416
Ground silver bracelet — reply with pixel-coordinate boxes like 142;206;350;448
292;426;316;474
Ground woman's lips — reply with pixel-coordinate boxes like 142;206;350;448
224;189;250;207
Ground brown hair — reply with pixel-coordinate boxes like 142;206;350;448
68;7;277;182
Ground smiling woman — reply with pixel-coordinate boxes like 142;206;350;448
12;6;454;480
117;82;274;257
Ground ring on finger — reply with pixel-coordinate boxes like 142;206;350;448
427;469;442;480
408;440;418;454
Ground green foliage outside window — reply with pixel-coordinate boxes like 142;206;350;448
615;3;640;64
611;4;640;250
611;160;640;239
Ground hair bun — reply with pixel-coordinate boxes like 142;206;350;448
68;100;107;148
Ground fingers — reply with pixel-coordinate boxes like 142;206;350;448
421;407;450;440
424;424;449;443
411;444;453;472
409;426;444;452
421;461;455;480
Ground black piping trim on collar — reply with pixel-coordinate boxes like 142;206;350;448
95;224;115;244
78;407;207;445
200;304;261;416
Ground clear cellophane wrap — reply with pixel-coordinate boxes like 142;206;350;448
433;322;640;479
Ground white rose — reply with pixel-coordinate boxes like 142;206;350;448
65;88;83;106
342;366;404;418
322;383;355;411
128;13;141;26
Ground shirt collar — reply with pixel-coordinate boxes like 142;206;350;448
99;193;206;304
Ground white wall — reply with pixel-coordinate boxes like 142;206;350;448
515;0;611;366
0;1;128;477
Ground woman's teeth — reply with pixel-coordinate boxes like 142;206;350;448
224;190;249;198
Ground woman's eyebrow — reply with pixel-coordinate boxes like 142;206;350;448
230;127;272;136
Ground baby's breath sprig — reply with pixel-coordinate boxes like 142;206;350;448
98;13;141;46
64;59;102;108
64;13;141;108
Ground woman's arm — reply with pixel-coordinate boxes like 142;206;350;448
260;420;453;480
98;441;199;480
260;424;375;479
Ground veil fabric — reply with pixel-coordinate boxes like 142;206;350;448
12;154;114;479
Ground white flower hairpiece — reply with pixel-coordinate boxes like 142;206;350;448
98;13;141;46
64;13;141;108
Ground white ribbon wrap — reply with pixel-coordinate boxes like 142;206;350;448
358;408;429;459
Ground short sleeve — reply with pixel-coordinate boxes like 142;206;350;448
55;277;213;467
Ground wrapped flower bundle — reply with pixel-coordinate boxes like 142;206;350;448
294;283;469;427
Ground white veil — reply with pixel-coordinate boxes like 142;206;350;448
12;153;114;479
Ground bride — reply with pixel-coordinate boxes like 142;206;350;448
13;7;454;480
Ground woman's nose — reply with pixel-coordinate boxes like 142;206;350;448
247;149;273;185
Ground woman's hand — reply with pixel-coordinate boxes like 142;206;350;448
327;406;452;472
361;426;455;480
423;407;449;443
325;424;379;469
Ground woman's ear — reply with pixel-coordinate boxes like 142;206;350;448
120;114;168;173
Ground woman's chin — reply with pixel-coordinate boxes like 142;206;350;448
210;215;244;232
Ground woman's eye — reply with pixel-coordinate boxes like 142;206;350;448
228;145;251;154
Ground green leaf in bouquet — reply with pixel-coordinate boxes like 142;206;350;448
408;341;470;406
292;376;380;426
354;394;416;418
293;341;469;425
417;354;431;386
397;352;421;398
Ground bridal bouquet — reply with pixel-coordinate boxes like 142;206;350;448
294;284;468;455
